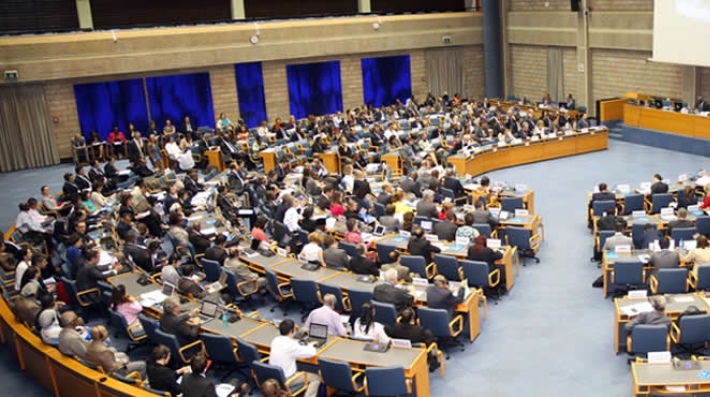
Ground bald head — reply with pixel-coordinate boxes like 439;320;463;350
60;311;79;328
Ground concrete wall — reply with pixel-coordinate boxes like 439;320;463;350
503;0;695;115
0;12;484;160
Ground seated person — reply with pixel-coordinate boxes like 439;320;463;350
15;280;42;328
37;293;63;346
455;213;480;243
408;227;441;261
261;378;293;397
86;325;146;378
624;295;671;333
650;174;669;194
159;297;202;346
683;235;710;274
373;269;414;313
382;251;415;282
300;232;326;267
111;284;144;333
303;294;348;337
182;352;247;397
178;265;207;300
224;249;268;295
601;223;632;252
640;223;661;250
58;311;89;358
349;244;378;277
379;204;401;232
648;236;680;274
433;212;458;242
384;307;439;372
269;320;320;397
161;254;181;288
426;275;465;319
188;222;211;255
147;344;190;397
668;208;694;233
322;236;350;270
467;235;504;285
353;302;390;344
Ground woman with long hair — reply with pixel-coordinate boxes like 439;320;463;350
353;302;390;344
111;284;143;331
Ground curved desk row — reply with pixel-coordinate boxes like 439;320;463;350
624;104;710;140
0;296;158;397
447;128;608;178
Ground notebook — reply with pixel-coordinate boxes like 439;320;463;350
204;271;228;294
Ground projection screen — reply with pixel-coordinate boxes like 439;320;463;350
653;0;710;67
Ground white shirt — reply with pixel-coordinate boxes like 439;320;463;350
16;211;44;234
165;142;181;160
304;305;347;336
342;175;354;193
353;320;390;344
300;243;322;263
15;260;29;291
284;207;301;232
384;129;395;139
269;335;317;378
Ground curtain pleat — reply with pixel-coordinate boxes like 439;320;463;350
0;85;59;172
235;62;268;128
425;47;465;98
362;55;412;108
287;61;343;120
547;47;564;102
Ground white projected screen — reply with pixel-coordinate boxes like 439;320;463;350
653;0;710;67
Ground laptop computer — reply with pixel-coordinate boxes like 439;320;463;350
372;224;385;237
204;271;228;294
197;300;219;325
304;323;328;348
143;282;176;308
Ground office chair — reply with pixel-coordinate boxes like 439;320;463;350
371;301;397;327
201;333;240;381
251;361;308;397
690;265;710;292
265;269;294;315
290;279;322;321
417;307;465;359
650;268;690;295
505;226;541;265
626;324;670;358
433;254;461;281
318;357;365;395
364;366;412;396
671;313;710;355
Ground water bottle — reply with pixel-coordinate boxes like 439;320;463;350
222;310;229;328
679;238;684;252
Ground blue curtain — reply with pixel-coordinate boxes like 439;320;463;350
361;55;412;108
287;61;343;119
235;62;268;128
146;72;215;129
74;79;148;139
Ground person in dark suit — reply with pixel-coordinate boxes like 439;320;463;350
123;231;152;272
377;183;394;206
384;307;440;371
275;158;290;183
104;156;119;180
467;234;504;284
373;268;414;313
179;116;196;138
349;244;378;277
433;212;458;242
178;264;206;299
650;174;669;194
181;352;247;397
668;208;694;234
426;275;465;319
62;173;80;203
407;227;441;261
183;170;204;198
205;235;229;265
126;132;144;165
471;201;499;228
159;296;201;347
316;185;333;212
322;236;350;270
400;173;422;198
147;345;188;397
640;223;662;249
415;190;439;219
87;159;106;183
75;166;92;191
76;250;123;306
588;182;616;209
442;168;465;199
624;295;671;333
648;236;681;275
188;223;211;255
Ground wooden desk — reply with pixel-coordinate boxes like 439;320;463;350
447;128;608;179
205;149;225;172
259;150;278;174
321;152;340;174
613;293;710;354
382;152;403;177
624;103;710;140
632;358;710;396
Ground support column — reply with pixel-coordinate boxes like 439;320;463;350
358;0;371;14
482;0;503;98
76;0;93;30
231;0;245;20
683;66;697;106
500;0;512;98
576;0;592;115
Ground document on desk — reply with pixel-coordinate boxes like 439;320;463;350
674;296;695;303
215;383;236;397
620;302;654;317
665;386;686;392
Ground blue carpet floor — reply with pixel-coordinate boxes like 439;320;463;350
0;141;708;396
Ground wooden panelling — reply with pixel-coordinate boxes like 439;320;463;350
91;0;230;29
245;0;357;19
371;0;466;13
0;13;482;83
0;0;78;34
